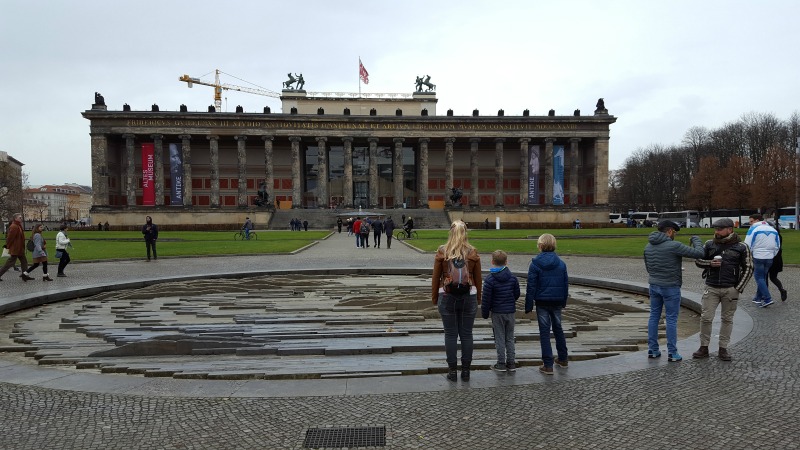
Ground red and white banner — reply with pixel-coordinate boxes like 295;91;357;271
359;59;369;84
141;143;155;206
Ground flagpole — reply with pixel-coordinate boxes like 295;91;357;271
358;56;362;97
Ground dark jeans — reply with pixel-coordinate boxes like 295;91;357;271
386;234;393;249
373;232;381;247
536;304;568;367
0;254;28;278
437;292;477;366
27;261;49;275
57;249;71;274
146;240;157;260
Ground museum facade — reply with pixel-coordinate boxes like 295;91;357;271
83;91;616;227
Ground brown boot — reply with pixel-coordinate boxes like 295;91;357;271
692;346;709;359
718;348;732;361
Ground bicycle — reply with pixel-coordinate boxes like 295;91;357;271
395;230;418;241
234;230;258;240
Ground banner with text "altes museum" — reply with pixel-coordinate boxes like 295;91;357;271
141;143;155;206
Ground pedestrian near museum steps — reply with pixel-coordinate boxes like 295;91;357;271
643;220;704;362
383;217;395;249
142;216;158;261
745;213;780;307
55;223;71;277
22;224;52;281
693;218;753;361
432;220;482;382
525;233;569;375
481;250;521;373
0;213;31;281
765;219;787;302
371;217;383;248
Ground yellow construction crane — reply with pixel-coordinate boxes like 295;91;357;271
179;69;280;112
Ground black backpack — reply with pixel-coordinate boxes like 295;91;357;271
26;238;35;252
360;222;370;235
444;257;472;295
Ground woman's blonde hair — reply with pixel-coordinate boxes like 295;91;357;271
441;220;474;260
537;233;557;252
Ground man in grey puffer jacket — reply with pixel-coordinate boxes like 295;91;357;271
643;220;704;362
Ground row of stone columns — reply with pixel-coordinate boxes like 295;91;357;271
108;134;607;209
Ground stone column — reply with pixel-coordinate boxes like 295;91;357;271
289;136;302;208
235;135;248;207
262;135;274;207
343;137;354;208
90;133;109;207
444;138;455;206
368;138;379;208
180;135;192;206
122;133;136;206
494;138;505;207
393;138;405;208
207;135;220;207
418;138;430;208
519;138;530;206
316;137;328;208
544;137;555;205
150;134;164;206
569;137;581;205
469;138;480;207
594;137;610;204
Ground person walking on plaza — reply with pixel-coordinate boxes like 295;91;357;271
481;250;521;373
432;220;482;382
142;215;159;261
0;213;31;281
371;217;383;248
243;217;253;240
643;220;704;362
361;217;371;248
21;224;52;282
765;219;787;302
525;233;570;375
693;218;753;361
745;213;780;307
353;217;363;248
337;217;343;233
303;219;308;231
55;223;72;277
383;216;395;249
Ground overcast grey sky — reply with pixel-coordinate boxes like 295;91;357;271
2;1;799;186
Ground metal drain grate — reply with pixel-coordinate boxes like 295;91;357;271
303;426;386;448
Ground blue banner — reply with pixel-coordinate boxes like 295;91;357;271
528;145;540;205
169;143;183;205
553;145;565;205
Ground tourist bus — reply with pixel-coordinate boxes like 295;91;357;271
658;210;700;228
776;206;798;229
629;211;659;226
698;209;757;228
609;212;628;224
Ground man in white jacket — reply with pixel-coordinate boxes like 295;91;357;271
745;214;780;307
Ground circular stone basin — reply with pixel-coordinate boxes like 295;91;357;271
0;274;698;380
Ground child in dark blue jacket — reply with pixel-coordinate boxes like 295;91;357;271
482;250;521;372
525;233;569;375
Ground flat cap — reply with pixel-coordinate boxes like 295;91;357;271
711;218;735;228
657;220;681;232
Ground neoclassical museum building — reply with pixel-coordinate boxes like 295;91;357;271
83;90;616;227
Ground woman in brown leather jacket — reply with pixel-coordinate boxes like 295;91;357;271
432;220;482;381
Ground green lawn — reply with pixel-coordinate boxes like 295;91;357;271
15;228;799;264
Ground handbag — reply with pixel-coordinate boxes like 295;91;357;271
1;247;9;258
55;250;64;259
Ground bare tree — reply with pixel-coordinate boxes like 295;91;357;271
752;146;795;212
713;156;754;209
688;156;720;210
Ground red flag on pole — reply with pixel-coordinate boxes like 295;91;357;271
359;59;369;84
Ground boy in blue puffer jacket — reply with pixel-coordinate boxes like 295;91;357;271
482;250;521;372
525;233;569;375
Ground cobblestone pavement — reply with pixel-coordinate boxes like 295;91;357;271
1;231;798;449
